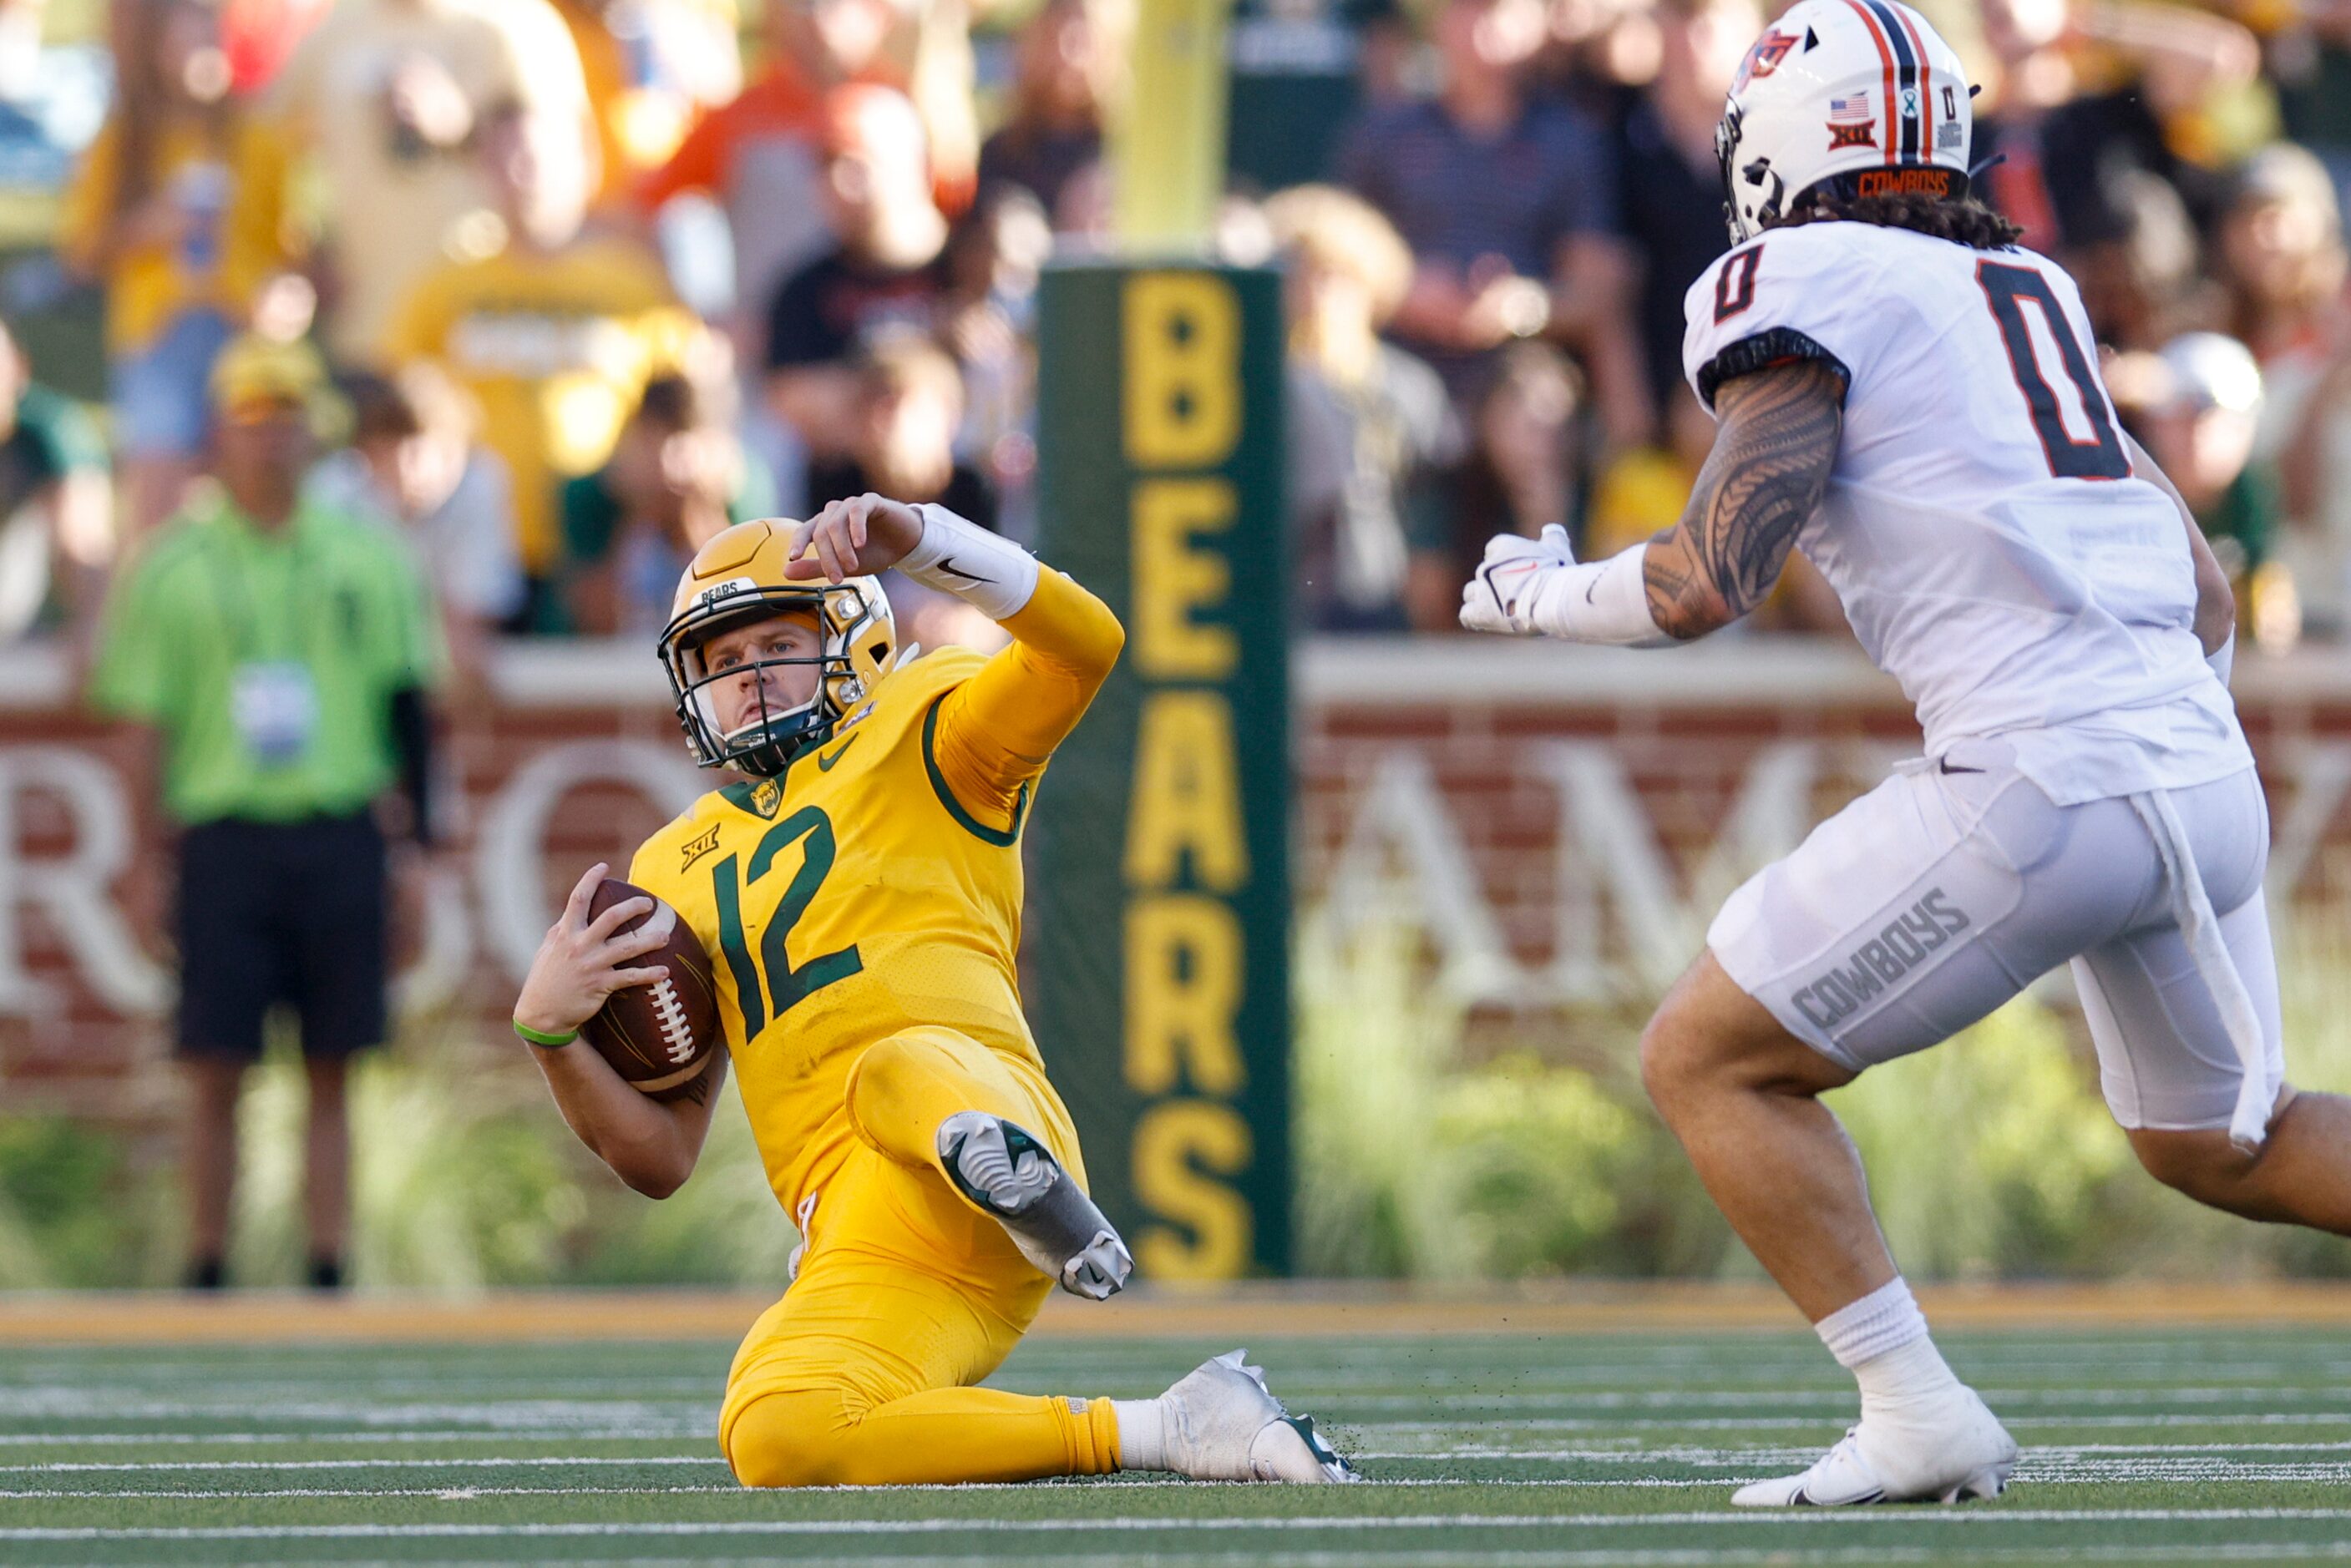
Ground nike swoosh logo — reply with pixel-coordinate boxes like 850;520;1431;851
935;557;991;584
816;734;860;771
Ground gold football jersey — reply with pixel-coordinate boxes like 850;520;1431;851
631;645;1048;1213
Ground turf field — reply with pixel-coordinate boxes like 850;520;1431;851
6;1299;2351;1565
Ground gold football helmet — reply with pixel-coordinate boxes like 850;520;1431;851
658;518;899;776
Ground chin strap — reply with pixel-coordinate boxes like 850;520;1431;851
902;503;1041;621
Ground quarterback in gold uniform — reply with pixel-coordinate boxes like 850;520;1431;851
513;493;1355;1488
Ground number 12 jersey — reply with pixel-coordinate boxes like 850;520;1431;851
1682;220;2252;805
629;568;1124;1223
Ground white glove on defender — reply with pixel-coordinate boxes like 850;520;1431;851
1459;526;1670;645
1458;525;1575;635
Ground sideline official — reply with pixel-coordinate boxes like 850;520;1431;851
90;336;443;1292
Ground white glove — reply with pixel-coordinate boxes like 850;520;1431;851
1460;524;1576;635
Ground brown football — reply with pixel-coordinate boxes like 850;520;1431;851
580;878;722;1103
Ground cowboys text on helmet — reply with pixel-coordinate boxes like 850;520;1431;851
1716;0;1973;243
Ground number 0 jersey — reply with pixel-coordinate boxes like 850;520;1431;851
1683;221;2253;806
629;568;1123;1218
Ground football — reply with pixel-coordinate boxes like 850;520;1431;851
580;878;722;1102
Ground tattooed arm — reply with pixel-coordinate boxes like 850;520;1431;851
1459;354;1845;645
1641;358;1847;640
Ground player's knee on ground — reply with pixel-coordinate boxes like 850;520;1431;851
724;1385;859;1489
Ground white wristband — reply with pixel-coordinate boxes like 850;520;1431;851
900;503;1041;620
1526;543;1672;645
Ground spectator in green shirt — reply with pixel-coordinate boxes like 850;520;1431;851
557;372;775;636
0;314;114;649
89;334;444;1293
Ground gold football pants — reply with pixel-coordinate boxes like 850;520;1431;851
719;1025;1122;1486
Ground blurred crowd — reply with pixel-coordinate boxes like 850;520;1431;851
0;0;2345;650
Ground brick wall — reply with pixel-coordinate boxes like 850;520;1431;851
8;637;2351;1135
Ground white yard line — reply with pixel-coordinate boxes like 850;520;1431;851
1355;1414;2351;1434
0;1485;740;1500
0;1456;719;1474
1;1386;2341;1424
1314;1388;2351;1411
7;1509;2351;1540
0;1429;706;1447
23;1434;2351;1474
13;1409;2351;1449
0;1482;1687;1499
424;1552;2351;1568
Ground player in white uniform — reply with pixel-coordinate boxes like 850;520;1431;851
1462;0;2351;1508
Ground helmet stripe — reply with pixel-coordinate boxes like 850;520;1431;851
1892;3;1938;165
1839;0;1899;166
1862;0;1922;161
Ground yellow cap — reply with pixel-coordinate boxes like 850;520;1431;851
209;334;331;419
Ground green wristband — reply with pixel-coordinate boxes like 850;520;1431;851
513;1018;580;1049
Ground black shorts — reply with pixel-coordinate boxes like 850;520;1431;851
175;813;388;1063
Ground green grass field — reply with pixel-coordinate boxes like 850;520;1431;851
6;1315;2351;1565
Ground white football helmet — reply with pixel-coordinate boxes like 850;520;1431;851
1716;0;1973;244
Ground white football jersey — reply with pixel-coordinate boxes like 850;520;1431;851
1683;220;2252;806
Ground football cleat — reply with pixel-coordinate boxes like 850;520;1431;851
1159;1349;1360;1484
937;1112;1134;1301
1733;1388;2016;1506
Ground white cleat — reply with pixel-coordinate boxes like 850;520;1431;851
1732;1388;2017;1507
1160;1349;1359;1483
937;1112;1134;1300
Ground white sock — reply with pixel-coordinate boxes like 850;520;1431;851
1854;1333;1964;1409
1816;1277;1962;1408
1112;1398;1166;1470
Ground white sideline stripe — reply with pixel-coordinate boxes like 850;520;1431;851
1363;1448;2351;1457
23;1435;2351;1474
1311;1388;2351;1411
0;1429;706;1447
1362;1440;2351;1459
8;1474;2338;1496
1359;1413;2351;1434
0;1479;1740;1497
0;1485;740;1500
110;1557;2333;1568
2;1456;718;1474
16;1409;2351;1447
0;1483;1710;1499
9;1510;2351;1540
7;1383;2317;1432
509;1555;2351;1568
